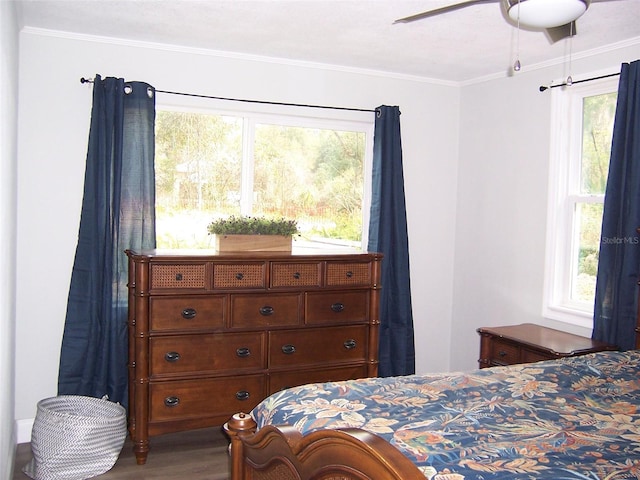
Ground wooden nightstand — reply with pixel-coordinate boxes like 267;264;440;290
477;323;618;368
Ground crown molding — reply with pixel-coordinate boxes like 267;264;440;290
20;26;458;87
20;26;640;89
460;35;640;87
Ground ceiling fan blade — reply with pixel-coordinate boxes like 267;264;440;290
545;21;576;44
394;0;499;23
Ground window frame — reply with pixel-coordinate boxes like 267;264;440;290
543;75;618;329
155;98;375;250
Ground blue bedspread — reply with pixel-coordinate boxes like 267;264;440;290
252;350;640;479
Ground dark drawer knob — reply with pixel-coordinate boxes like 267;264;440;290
499;351;507;357
346;271;353;278
164;396;180;407
259;305;274;316
281;344;296;355
236;347;251;357
293;272;301;279
175;273;183;281
164;351;181;362
235;390;250;401
331;302;345;313
235;272;244;280
181;308;197;319
343;339;357;350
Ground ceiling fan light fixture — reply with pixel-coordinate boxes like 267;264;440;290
506;0;588;28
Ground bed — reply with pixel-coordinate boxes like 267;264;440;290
225;349;640;479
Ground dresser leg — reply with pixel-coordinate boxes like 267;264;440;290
478;331;491;369
133;440;149;465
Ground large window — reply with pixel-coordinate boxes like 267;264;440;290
155;106;373;251
544;77;618;328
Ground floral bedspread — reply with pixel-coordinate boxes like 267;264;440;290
252;350;640;479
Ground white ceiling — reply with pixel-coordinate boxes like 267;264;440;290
14;0;640;83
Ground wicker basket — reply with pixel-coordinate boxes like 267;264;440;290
22;395;127;480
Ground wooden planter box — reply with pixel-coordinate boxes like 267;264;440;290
214;234;292;252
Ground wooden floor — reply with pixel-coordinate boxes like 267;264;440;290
13;427;230;480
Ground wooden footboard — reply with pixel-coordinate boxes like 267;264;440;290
224;412;425;480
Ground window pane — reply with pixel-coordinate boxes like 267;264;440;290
571;202;603;303
544;77;618;327
580;93;616;194
155;111;243;248
155;110;369;250
253;124;365;248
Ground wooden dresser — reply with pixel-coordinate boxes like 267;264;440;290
477;323;618;368
126;249;382;464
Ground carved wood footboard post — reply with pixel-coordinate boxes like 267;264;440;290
223;412;257;480
223;412;428;479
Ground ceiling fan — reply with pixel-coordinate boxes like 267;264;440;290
394;0;619;43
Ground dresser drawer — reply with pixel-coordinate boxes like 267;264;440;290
521;348;553;364
149;375;265;422
326;262;371;286
269;364;368;394
269;325;367;368
149;332;265;376
489;339;520;365
213;262;265;289
305;291;369;325
230;293;300;328
149;296;225;332
150;263;207;290
270;262;321;288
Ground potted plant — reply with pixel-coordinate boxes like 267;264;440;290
207;215;299;252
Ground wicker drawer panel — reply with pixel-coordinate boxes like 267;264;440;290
150;264;207;289
230;294;300;328
149;296;225;332
269;325;367;368
326;262;371;286
213;263;265;289
305;291;369;325
490;340;520;365
149;332;265;375
269;364;368;394
270;262;321;288
149;375;265;422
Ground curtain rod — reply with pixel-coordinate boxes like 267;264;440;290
80;77;377;113
539;71;620;92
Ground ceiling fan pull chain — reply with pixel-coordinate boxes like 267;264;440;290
513;0;522;72
566;21;574;86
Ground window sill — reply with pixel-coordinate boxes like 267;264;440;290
543;304;593;330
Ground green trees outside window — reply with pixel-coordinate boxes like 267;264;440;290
155;110;369;250
572;92;617;303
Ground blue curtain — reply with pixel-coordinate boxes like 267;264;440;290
593;60;640;351
368;105;416;376
58;76;156;407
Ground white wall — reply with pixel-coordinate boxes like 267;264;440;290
1;0;19;476
14;31;460;436
450;42;640;371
